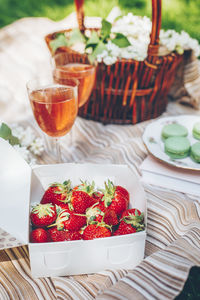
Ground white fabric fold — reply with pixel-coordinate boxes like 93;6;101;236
140;155;200;197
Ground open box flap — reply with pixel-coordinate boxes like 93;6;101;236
0;138;31;245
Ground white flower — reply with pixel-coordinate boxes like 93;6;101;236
11;123;44;165
103;56;117;65
11;125;35;147
159;29;200;57
96;11;200;66
30;138;44;156
106;41;120;57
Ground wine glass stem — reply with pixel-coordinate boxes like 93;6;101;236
55;138;62;163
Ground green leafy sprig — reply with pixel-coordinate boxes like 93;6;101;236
49;19;131;63
0;123;20;146
86;19;131;63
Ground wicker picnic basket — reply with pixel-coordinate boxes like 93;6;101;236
45;0;183;125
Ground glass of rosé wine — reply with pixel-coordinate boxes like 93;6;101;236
52;52;96;108
26;76;78;163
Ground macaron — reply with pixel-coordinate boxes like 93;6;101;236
192;122;200;140
164;136;190;159
190;142;200;163
161;123;188;140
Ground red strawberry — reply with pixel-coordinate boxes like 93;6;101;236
30;228;49;243
116;186;129;207
41;180;71;205
49;205;86;231
48;227;66;242
65;231;82;241
73;181;100;205
83;224;111;240
86;202;118;226
86;202;105;224
113;221;136;236
30;203;56;227
102;180;128;216
70;191;93;213
121;209;144;232
92;191;104;204
104;209;119;226
73;180;95;195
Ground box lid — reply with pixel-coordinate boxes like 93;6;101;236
0;138;31;245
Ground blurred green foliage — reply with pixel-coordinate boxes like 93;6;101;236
0;0;200;43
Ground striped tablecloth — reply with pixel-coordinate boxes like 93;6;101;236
0;14;200;300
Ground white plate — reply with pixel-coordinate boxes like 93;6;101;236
143;115;200;171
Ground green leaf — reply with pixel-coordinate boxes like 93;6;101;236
101;19;112;40
49;33;69;53
9;135;20;146
68;28;86;46
0;123;20;146
0;123;11;140
93;41;107;56
86;31;100;49
112;33;131;48
88;41;107;64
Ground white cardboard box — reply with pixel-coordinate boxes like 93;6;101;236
0;138;147;278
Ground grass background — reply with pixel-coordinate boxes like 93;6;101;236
0;0;200;298
0;0;200;43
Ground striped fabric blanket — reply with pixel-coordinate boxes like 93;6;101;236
0;14;200;300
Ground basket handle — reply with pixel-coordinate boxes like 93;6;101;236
147;0;162;58
74;0;85;33
74;0;162;55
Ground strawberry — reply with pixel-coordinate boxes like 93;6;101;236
65;231;82;241
41;180;71;206
102;180;128;216
73;180;95;195
104;209;119;226
121;208;144;232
83;224;111;240
115;186;129;207
49;205;86;231
56;202;70;211
73;180;99;205
113;221;137;236
30;228;49;243
86;202;118;226
92;191;104;203
48;227;66;242
86;203;105;224
70;191;93;213
30;203;57;227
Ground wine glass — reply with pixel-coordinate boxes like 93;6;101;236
52;52;96;108
26;75;78;163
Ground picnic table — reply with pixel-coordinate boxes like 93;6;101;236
0;13;199;300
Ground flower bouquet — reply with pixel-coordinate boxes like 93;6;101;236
45;0;200;124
